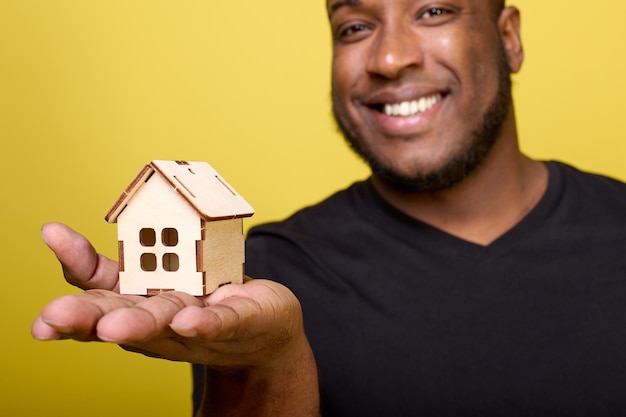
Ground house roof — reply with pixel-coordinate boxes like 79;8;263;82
105;160;254;223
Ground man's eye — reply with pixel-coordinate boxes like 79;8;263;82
417;6;457;24
340;23;370;38
421;7;448;19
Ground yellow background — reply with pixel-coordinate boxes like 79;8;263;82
1;1;624;415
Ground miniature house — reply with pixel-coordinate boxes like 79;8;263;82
105;160;254;296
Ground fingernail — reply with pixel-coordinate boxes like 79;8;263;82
42;319;75;335
169;323;197;338
40;223;50;245
97;334;123;343
33;333;62;341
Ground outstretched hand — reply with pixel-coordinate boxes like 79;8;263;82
31;222;306;368
32;222;320;415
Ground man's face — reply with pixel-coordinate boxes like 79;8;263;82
328;0;515;192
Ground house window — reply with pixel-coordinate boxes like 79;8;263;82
163;253;179;271
162;228;178;246
138;227;179;272
140;253;157;271
140;228;156;246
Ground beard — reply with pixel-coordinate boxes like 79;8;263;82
332;42;513;193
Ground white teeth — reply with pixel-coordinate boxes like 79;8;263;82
383;94;442;117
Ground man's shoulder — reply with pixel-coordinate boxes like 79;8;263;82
245;180;377;280
248;179;372;238
547;161;626;226
550;160;626;201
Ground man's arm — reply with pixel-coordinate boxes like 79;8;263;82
196;331;319;417
31;222;321;416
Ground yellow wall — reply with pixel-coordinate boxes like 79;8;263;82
1;1;624;415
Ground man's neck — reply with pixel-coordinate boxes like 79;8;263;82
371;142;548;247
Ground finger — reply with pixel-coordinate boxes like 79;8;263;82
41;222;120;291
165;301;270;368
96;291;204;344
36;290;141;341
167;282;301;367
170;297;264;344
31;315;63;341
171;281;295;345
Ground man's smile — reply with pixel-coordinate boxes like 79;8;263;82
356;90;447;136
381;93;443;117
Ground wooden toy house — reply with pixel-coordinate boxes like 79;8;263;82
105;160;254;296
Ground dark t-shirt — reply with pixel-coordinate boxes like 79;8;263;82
194;161;626;416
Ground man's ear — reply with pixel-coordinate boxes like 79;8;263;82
498;6;524;73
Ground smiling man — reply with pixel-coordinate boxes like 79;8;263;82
326;0;547;246
32;1;626;416
330;0;516;194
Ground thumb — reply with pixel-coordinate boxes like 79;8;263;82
41;222;120;291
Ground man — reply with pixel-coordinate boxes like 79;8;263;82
32;0;626;416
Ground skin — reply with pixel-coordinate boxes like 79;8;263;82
331;0;512;193
32;1;547;415
32;222;320;417
329;0;546;244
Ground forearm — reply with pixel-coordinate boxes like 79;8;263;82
195;335;320;417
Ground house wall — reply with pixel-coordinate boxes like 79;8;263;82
202;218;245;293
117;174;205;295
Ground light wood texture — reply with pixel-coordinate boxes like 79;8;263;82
106;160;254;223
107;160;253;296
202;218;245;293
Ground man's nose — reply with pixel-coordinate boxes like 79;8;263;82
366;23;424;79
